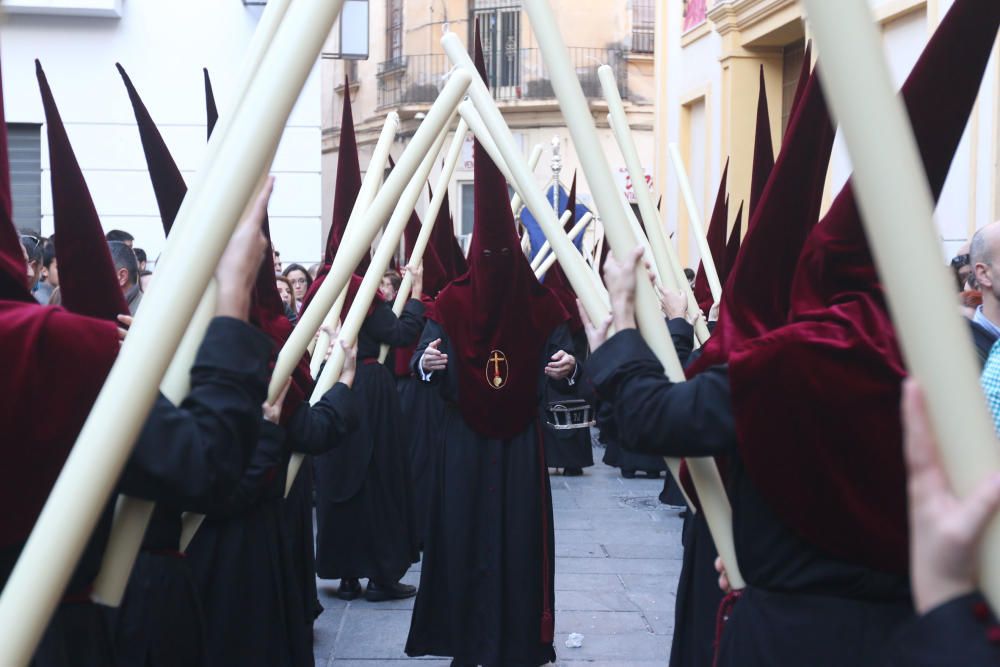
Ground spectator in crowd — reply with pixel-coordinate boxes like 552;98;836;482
276;274;298;325
968;221;1000;365
381;268;402;302
35;238;58;304
283;263;313;305
139;270;153;293
683;267;696;290
20;233;45;301
106;228;135;248
308;263;321;279
134;247;147;272
109;240;143;315
951;241;973;290
272;247;282;273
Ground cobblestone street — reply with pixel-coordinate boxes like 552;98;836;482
313;446;684;666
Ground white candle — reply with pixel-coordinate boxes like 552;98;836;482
602;86;708;344
457;100;527;206
518;1;741;587
376;117;470;365
269;72;472;405
534;213;593;278
0;1;348;662
801;0;1000;611
529;209;574;272
310;112;400;378
283;74;471;492
669;143;722;303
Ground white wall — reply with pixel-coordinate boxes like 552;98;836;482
1;0;323;267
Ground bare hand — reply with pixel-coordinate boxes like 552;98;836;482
708;302;720;323
116;314;133;346
577;299;612;351
263;378;291;424
421;338;448;373
603;246;644;332
215;177;273;321
714;556;732;595
339;340;358;388
544;350;576;380
405;262;424;300
903;379;1000;614
659;288;688;321
319;325;339;362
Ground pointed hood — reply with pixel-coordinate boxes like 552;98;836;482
204;68;219;139
118;63;189;236
428;182;467;280
0;57;32;302
541;173;583;333
692;158;729;312
39;61;129;321
785;42;812;141
429;37;568;440
748;66;775;218
728;0;1000;574
324;77;365;271
299;77;378;321
722;201;741;283
406;187;449;297
688;64;835;376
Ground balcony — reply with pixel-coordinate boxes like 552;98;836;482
376;47;629;110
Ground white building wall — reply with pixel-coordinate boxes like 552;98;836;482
1;0;323;267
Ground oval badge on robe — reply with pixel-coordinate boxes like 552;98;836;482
486;350;509;389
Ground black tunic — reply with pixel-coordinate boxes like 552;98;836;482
187;383;358;667
314;299;425;583
398;373;447;549
587;329;913;667
542;329;594;471
884;593;1000;666
405;321;577;666
13;317;273;667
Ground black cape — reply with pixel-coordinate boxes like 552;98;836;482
405;321;578;666
542;329;594;471
314;299;425;583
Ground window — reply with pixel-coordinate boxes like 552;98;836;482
325;0;370;60
472;4;521;90
632;0;655;54
460;182;475;238
682;0;708;33
386;0;403;63
8;124;42;234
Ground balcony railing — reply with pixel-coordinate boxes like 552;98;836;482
376;47;629;109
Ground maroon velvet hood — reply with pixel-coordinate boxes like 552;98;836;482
748;66;775;218
38;61;129;321
429;183;467;279
728;0;999;573
540;173;584;334
692;159;729;312
687;63;835;377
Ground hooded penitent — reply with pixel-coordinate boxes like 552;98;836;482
1;57;120;549
38;61;130;322
723;202;742;283
299;77;378;320
428;25;568;441
727;0;999;574
692;159;729;312
687;60;835;377
748;66;775;218
539;173;583;334
121;65;312;421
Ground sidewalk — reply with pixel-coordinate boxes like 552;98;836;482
313;446;683;666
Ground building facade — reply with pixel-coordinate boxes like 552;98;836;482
321;0;659;250
1;0;323;267
655;0;1000;266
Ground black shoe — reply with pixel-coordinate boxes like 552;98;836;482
563;467;584;477
621;468;636;479
643;469;662;478
365;580;417;602
336;578;361;601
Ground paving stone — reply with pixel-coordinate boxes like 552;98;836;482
554;590;640;612
556;609;651;634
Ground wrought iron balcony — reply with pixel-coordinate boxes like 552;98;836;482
375;47;629;110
